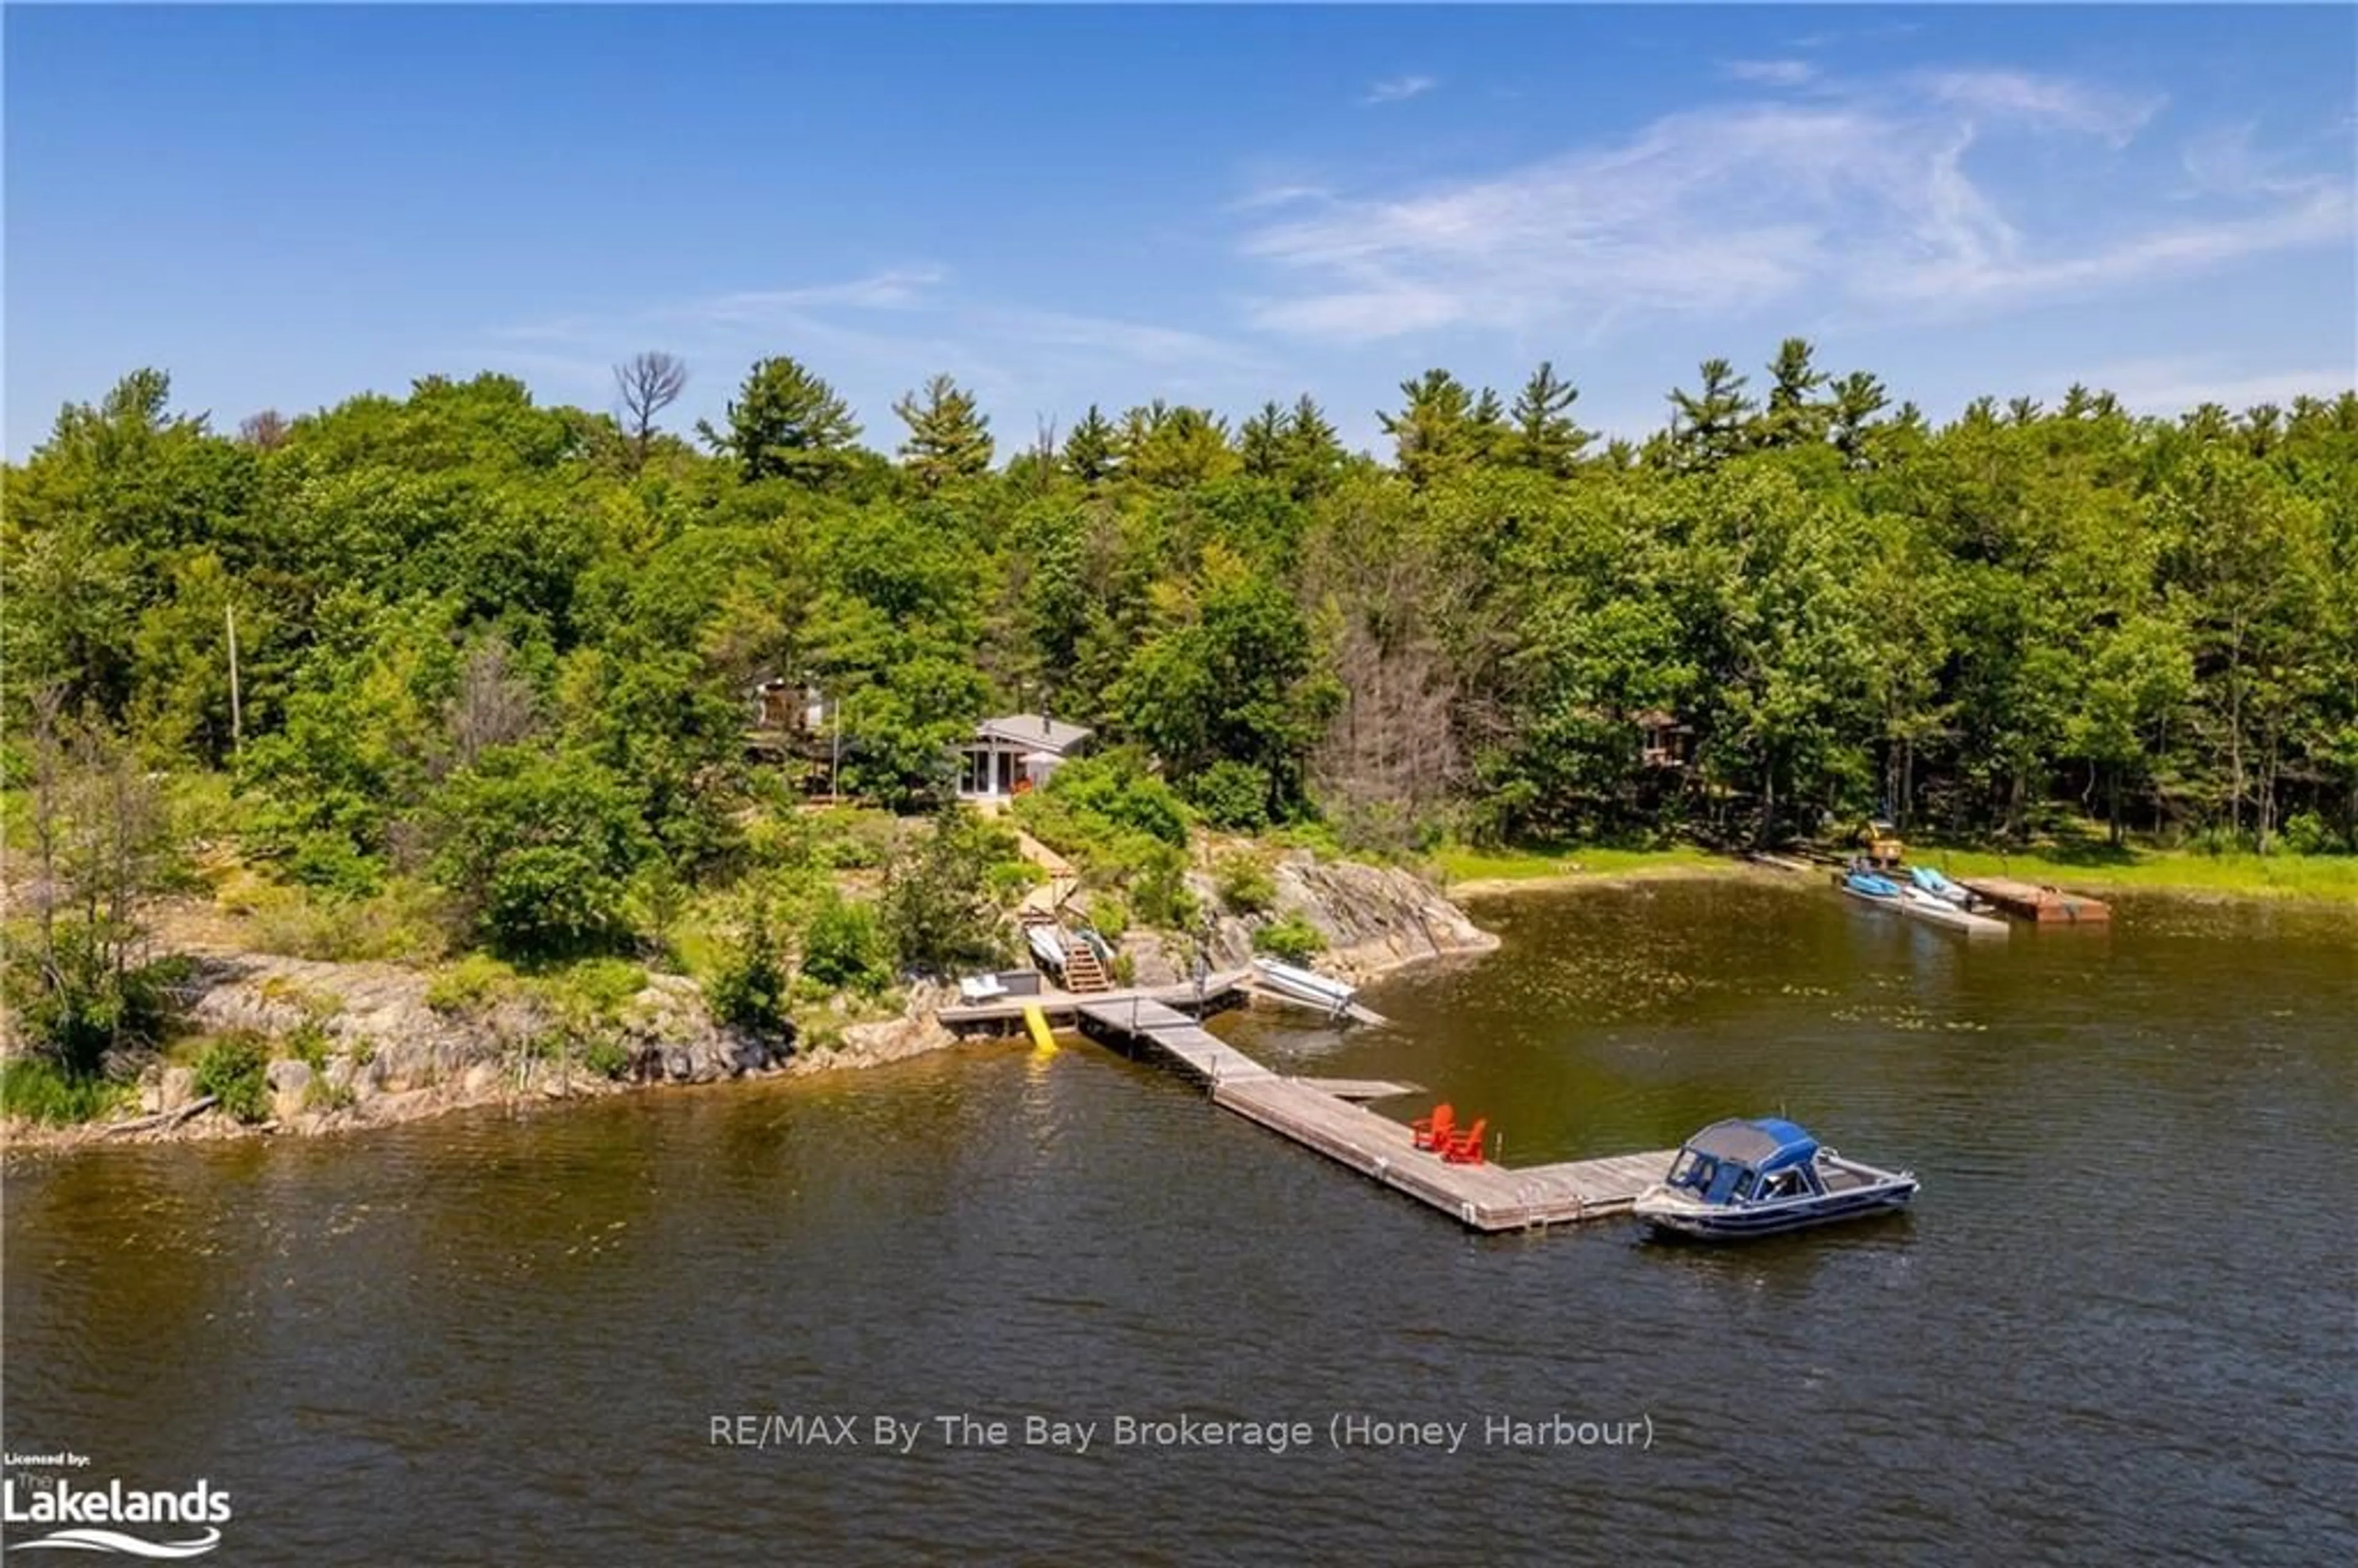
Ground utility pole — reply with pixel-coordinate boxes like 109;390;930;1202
830;689;844;802
225;601;244;759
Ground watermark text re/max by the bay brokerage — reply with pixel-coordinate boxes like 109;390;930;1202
2;1450;233;1559
709;1410;1656;1457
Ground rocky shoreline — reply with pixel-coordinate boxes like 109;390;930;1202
2;853;1496;1154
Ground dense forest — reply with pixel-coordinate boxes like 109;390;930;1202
4;345;2355;1101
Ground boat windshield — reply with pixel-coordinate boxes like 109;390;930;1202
1668;1149;1716;1190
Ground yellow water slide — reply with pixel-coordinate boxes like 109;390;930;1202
1022;1003;1057;1053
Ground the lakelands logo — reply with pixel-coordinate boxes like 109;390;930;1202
2;1458;230;1559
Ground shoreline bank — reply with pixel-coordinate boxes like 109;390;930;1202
1437;844;2358;906
4;852;1501;1156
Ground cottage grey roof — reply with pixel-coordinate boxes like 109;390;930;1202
973;715;1092;754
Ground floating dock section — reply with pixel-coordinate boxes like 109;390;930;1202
1068;995;1674;1233
1957;877;2111;923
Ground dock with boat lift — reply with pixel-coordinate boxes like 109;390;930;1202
1067;995;1676;1233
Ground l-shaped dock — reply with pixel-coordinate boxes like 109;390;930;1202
985;991;1675;1233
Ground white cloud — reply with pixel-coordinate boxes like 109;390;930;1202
1362;75;1436;106
1886;185;2351;304
1239;68;2349;342
2178;120;2327;199
1916;69;2162;146
672;267;946;324
979;308;1267;370
2077;357;2354;415
1722;60;1817;88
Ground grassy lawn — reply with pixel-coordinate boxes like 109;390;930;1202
1430;842;1725;886
1917;845;2358;904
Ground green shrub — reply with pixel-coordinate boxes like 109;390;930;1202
882;806;1019;976
809;807;897;869
1130;841;1200;930
426;953;519;1014
428;747;648;961
0;1058;127;1125
1251;914;1327;966
1014;748;1190;862
800;894;890;993
2;924;192;1080
706;903;791;1039
547;958;648;1019
245;877;449;963
743;813;818;872
284;831;386;898
1186;759;1272;833
1088;895;1131;943
1213;851;1277;914
2279;812;2349;856
192;1034;270;1122
284;1022;333;1071
985;858;1048;903
580;1035;635;1081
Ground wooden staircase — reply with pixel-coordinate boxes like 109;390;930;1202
1060;939;1112;995
1019;906;1111;994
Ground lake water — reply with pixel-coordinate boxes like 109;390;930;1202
5;880;2353;1562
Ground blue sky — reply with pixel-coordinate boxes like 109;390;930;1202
7;5;2354;459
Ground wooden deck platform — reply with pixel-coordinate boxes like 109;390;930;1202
1958;876;2112;923
1075;997;1673;1233
938;972;1250;1031
1293;1077;1420;1101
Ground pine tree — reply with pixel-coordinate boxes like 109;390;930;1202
1509;360;1592;476
1380;370;1481;487
1668;358;1755;468
1281;395;1346;497
1238;401;1288;479
1469;387;1509;464
1061;405;1118;484
1827;371;1891;468
1124;403;1235;488
696;355;860;484
892;373;994;487
1756;337;1830;448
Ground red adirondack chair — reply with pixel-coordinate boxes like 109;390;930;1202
1411;1103;1455;1151
1442;1117;1489;1165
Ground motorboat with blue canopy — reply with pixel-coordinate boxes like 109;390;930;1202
1633;1117;1918;1240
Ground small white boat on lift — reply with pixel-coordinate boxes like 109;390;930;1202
1250;957;1358;1017
1899;883;2010;936
1024;923;1067;973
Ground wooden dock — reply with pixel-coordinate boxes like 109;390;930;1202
1958;876;2111;923
1074;997;1674;1233
938;972;1251;1031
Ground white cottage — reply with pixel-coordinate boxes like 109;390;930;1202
956;714;1092;801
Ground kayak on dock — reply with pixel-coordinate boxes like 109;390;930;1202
1633;1117;1919;1241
